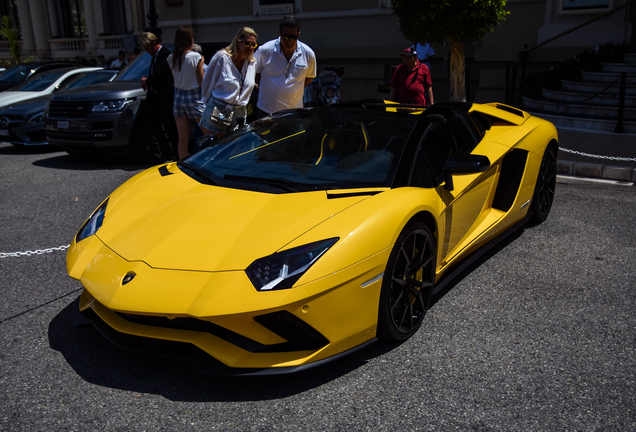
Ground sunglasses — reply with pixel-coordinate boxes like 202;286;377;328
281;34;299;41
243;41;258;49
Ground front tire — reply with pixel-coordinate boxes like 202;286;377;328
530;144;557;224
377;222;436;342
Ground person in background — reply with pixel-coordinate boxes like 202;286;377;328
110;50;127;69
390;46;434;106
254;15;316;117
167;25;206;160
140;32;177;158
199;27;258;138
414;41;435;70
128;47;142;63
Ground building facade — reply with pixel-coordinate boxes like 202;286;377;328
1;0;633;102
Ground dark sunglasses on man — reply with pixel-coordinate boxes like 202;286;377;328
281;34;299;41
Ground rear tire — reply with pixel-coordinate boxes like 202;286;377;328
377;222;436;342
530;144;557;224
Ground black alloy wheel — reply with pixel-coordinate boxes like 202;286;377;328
530;144;557;224
377;222;436;342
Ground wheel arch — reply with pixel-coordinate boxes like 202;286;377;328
407;211;438;245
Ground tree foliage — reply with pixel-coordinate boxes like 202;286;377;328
391;0;509;101
391;0;509;46
0;16;22;65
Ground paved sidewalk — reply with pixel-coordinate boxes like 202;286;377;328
556;127;636;182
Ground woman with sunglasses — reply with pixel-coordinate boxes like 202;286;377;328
253;15;317;118
200;27;259;138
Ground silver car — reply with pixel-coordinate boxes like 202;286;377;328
0;69;117;146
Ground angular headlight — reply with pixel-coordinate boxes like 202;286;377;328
92;99;133;112
27;111;45;124
76;199;108;242
246;238;339;291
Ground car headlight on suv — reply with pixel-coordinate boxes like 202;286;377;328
92;99;134;112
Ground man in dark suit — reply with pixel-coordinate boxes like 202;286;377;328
138;32;178;160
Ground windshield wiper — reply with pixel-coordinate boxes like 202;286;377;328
178;161;218;185
223;174;310;192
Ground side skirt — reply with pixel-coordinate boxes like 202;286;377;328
432;212;531;297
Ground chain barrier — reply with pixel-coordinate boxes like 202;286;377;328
1;245;69;259
561;77;620;107
560;147;636;162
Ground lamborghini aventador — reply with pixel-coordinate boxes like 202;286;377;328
67;101;558;374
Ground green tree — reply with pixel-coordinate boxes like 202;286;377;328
0;15;22;65
391;0;509;102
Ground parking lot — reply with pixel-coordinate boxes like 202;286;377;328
1;142;635;431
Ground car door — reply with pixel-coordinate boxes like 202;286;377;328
413;111;497;269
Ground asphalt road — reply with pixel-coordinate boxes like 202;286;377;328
1;142;635;431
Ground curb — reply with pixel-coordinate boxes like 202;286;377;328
557;159;636;182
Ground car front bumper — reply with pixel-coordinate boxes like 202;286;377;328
68;235;389;374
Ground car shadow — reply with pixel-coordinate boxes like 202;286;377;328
48;228;525;401
0;142;152;171
48;300;400;401
32;153;150;172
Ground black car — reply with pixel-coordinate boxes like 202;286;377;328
0;69;118;146
45;53;178;163
0;61;86;92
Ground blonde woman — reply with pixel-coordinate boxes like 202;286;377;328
200;27;258;137
168;25;205;160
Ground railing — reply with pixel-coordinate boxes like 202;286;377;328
510;0;636;133
97;35;126;51
49;38;88;59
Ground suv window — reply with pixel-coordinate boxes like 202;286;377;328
117;53;152;81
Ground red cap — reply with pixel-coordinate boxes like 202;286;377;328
400;47;417;56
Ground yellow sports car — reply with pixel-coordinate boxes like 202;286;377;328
67;101;557;374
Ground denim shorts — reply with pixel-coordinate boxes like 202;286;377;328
173;88;205;119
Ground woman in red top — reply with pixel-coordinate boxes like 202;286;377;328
390;47;434;105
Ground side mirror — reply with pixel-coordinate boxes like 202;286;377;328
443;154;490;191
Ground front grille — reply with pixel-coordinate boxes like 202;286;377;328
117;310;329;353
48;101;93;118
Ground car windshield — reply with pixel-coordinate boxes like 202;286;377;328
116;52;151;81
13;69;68;92
0;65;32;84
183;108;418;192
66;71;117;89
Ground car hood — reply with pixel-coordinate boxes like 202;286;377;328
0;94;50;115
96;163;370;272
0;91;43;109
51;81;145;101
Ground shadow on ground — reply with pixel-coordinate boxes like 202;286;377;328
48;299;400;401
0;142;151;172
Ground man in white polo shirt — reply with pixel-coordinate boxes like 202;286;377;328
254;15;317;117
